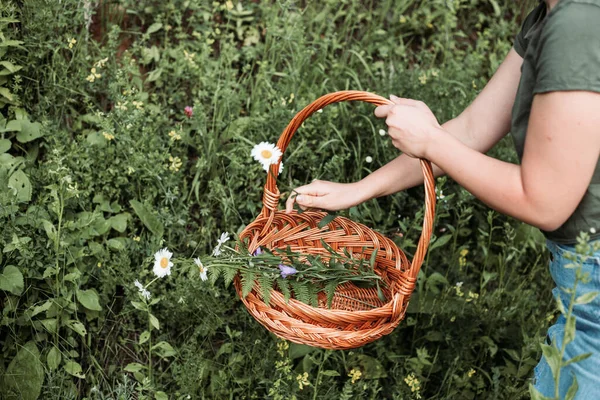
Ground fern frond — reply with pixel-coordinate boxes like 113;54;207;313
258;273;274;306
277;278;291;304
208;264;223;286
240;269;257;298
290;280;310;305
307;282;319;307
223;266;238;288
324;280;338;308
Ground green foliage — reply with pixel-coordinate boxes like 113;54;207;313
0;0;565;398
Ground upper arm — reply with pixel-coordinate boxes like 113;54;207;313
522;91;600;231
458;48;524;152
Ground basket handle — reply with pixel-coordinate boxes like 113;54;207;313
260;90;436;278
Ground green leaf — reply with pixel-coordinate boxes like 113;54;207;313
541;343;561;380
152;341;177;358
0;265;24;295
555;296;566;315
46;347;61;371
155;392;168;400
149;313;160;330
131;301;147;311
317;213;336;229
290;280;309;305
321;370;341;377
109;213;130;232
258;273;273;305
8;170;32;203
30;300;52;317
369;247;378;269
529;384;553;400
64;360;85;378
429;234;452;251
277;278;291;303
565;376;579;400
40;319;58;335
107;237;127;251
1;341;44;400
67;320;87;337
324;280;337;308
241;270;256;298
146;68;163;82
288;343;317;360
139;330;151;345
130;200;164;237
208;264;222;285
146;22;163;34
563;352;591;367
223;266;237;288
0;138;10;153
124;362;145;373
15;120;42;143
574;291;599;305
76;288;103;311
564;315;576;345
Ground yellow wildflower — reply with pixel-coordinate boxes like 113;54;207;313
86;67;102;82
348;368;362;384
169;156;182;172
132;100;144;110
468;368;476;378
169;130;182;141
296;372;309;390
68;38;77;49
454;281;464;297
404;373;422;398
418;72;427;85
133;236;141;242
225;1;234;10
400;16;407;24
95;57;109;68
115;101;128;111
102;132;115;141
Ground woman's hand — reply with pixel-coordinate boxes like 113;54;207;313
374;94;444;158
285;180;370;213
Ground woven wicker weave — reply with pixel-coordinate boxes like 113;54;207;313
234;91;436;350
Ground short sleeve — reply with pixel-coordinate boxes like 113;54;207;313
534;2;600;94
514;2;546;57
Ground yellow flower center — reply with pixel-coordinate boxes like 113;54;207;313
160;257;169;268
199;266;204;273
261;149;273;159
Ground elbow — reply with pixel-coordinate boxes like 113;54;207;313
530;211;568;232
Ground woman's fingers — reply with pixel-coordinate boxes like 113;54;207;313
285;181;326;213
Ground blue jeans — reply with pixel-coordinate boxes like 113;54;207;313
533;240;600;398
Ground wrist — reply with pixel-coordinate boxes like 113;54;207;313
351;179;378;203
424;126;449;161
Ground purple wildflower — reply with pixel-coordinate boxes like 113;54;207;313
184;106;193;118
278;264;297;279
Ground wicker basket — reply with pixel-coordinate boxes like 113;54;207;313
234;90;436;350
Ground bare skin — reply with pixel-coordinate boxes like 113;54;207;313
285;43;600;232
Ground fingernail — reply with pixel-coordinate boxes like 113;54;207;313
296;195;303;202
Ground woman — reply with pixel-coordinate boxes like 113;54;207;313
285;0;600;397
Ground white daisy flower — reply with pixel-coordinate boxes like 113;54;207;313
591;227;597;234
212;232;230;256
378;129;387;136
134;279;144;290
317;109;323;113
251;142;283;171
365;156;373;163
153;248;173;278
278;162;284;175
195;258;209;281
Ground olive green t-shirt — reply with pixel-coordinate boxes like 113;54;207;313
512;0;600;244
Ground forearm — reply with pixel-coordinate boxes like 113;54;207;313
425;130;546;229
357;116;469;199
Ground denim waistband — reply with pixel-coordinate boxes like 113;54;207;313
546;239;600;266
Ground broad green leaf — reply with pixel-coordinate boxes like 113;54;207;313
152;341;176;358
124;362;145;372
139;330;150;345
64;360;85;378
131;301;147;311
76;288;102;311
146;22;163;34
8;170;32;202
30;300;52;317
574;291;599;305
321;370;341;377
155;392;168;400
540;344;561;380
149;313;160;330
15;120;43;143
130;200;164;237
289;343;317;360
46;346;61;371
109;213;130;232
0;265;23;295
0;138;10;153
146;68;162;82
107;237;126;251
41;319;58;335
529;384;553;400
1;341;44;400
429;234;452;251
67;320;87;337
